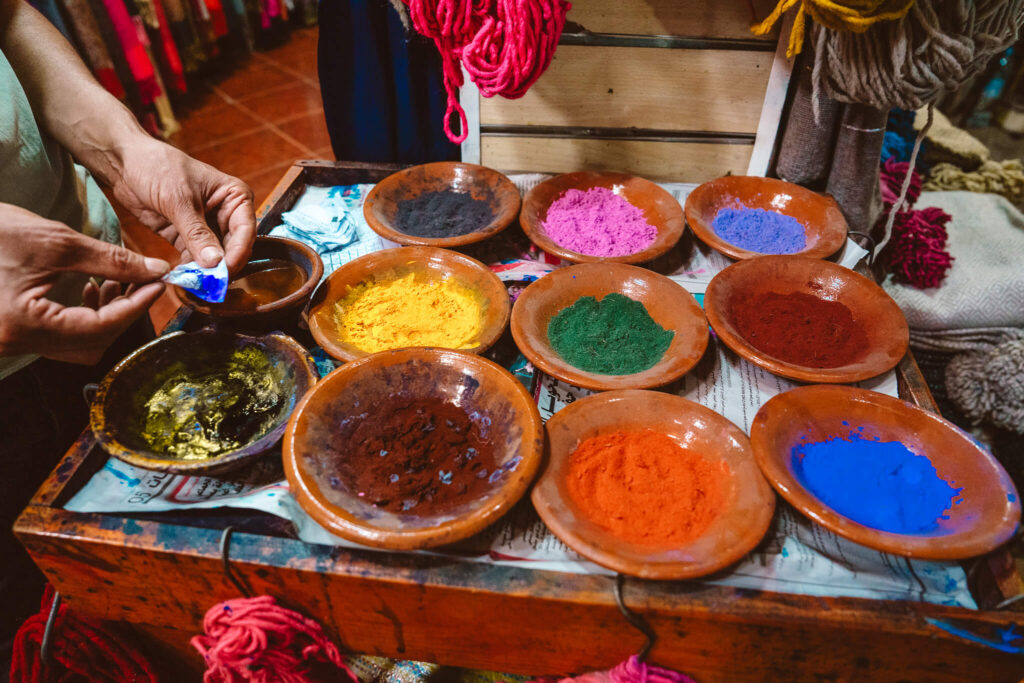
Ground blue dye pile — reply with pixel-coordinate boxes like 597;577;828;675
793;430;962;535
712;206;806;254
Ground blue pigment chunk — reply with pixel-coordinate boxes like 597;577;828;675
793;432;962;534
712;206;807;254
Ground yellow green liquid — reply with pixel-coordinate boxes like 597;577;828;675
140;347;284;459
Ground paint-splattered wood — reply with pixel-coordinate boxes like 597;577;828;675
15;161;1024;681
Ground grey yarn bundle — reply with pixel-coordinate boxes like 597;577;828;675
811;0;1024;112
946;332;1024;434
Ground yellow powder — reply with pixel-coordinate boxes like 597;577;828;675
335;273;483;352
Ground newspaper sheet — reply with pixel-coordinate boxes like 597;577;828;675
65;178;976;608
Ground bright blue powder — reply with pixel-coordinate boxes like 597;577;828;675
793;432;962;535
712;206;807;254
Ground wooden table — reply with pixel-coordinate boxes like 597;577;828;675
15;161;1024;681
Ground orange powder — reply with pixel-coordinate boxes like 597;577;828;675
565;430;730;548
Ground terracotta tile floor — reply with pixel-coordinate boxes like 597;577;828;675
113;26;332;330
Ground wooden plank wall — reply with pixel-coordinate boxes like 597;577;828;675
475;0;781;182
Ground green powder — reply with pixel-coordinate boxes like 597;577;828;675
547;293;674;375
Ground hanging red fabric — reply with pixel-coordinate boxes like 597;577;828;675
401;0;571;144
101;0;162;105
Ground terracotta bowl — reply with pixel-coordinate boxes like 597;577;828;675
178;236;324;329
684;175;848;260
510;263;709;390
363;162;521;247
704;255;909;383
90;328;318;476
307;246;511;363
520;172;685;264
751;385;1021;559
283;347;544;549
532;390;775;579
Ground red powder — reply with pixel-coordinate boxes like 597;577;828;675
730;291;868;368
565;430;729;548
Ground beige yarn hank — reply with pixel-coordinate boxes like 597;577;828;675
812;0;1024;112
925;160;1024;201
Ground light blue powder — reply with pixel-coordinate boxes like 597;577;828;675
793;431;962;534
712;206;807;254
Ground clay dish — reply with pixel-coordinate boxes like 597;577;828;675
307;246;511;363
283;347;544;549
685;175;848;260
363;162;521;247
511;263;709;390
520;172;685;264
533;390;775;579
90;328;318;476
705;255;909;383
178;236;324;329
751;385;1020;559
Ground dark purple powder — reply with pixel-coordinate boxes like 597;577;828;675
712;206;807;254
395;190;495;238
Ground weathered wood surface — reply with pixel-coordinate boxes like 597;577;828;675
481;137;753;183
15;161;1024;682
565;0;779;41
479;47;772;134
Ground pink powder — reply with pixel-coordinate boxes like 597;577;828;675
541;187;658;257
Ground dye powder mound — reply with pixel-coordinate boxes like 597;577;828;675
712;206;807;254
221;258;306;309
394;190;495;238
566;430;729;548
542;187;657;257
547;293;674;375
330;397;501;515
335;273;482;353
730;292;868;368
141;347;284;459
794;431;963;534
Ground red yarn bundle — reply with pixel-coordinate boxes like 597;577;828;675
402;0;571;143
529;655;697;683
191;596;357;683
878;159;954;289
10;585;160;683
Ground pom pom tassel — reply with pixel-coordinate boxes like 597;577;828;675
191;596;357;683
877;159;955;289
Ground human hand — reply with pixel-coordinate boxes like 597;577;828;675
0;203;168;365
109;138;256;273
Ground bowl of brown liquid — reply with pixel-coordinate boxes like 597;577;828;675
178;235;323;329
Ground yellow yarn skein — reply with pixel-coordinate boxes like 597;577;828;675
752;0;916;58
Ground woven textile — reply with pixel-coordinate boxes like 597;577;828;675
883;191;1024;331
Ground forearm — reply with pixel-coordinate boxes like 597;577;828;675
0;0;153;187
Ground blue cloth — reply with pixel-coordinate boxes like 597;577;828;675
317;0;457;163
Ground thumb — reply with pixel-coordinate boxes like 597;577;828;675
169;198;224;268
49;227;170;282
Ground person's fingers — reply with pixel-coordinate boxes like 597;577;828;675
217;188;256;274
81;280;100;310
47;227;170;282
29;283;165;364
167;194;224;268
98;280;122;307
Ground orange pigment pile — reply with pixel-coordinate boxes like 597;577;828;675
565;430;730;548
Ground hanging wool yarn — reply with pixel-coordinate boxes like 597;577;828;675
751;0;915;58
946;334;1024;434
877;159;953;289
810;0;1024;112
192;595;357;683
11;585;161;683
401;0;571;143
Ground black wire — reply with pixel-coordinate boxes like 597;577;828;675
613;573;656;661
220;526;253;598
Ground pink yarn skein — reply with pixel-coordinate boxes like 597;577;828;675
530;655;698;683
